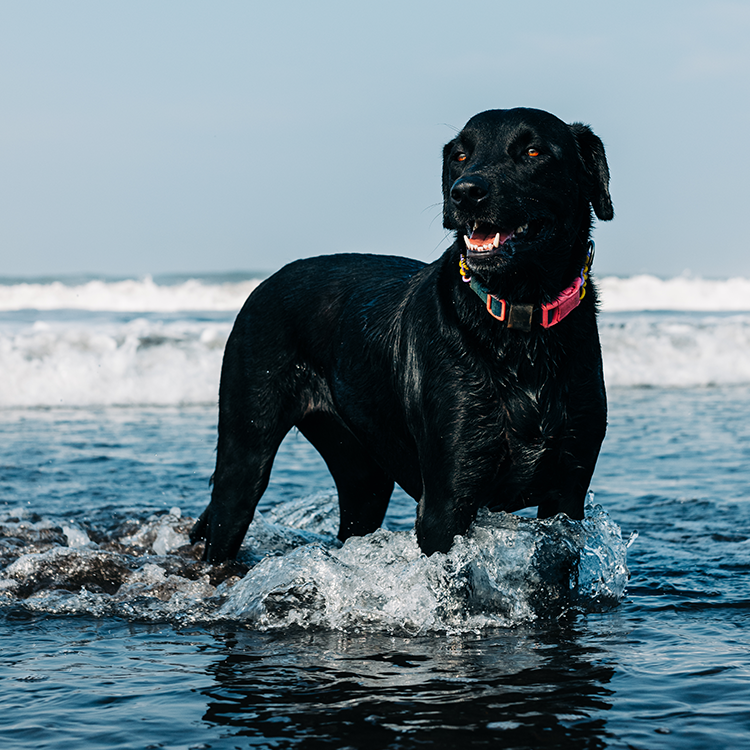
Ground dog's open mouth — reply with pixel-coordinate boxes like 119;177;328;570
463;222;530;256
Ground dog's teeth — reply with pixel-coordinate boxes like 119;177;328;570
472;221;479;232
493;233;500;248
516;224;528;234
463;235;472;249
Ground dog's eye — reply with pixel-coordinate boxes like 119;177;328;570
526;148;540;157
454;152;467;162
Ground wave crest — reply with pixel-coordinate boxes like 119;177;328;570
0;276;261;312
2;274;750;313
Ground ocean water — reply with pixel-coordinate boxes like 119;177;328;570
1;271;749;749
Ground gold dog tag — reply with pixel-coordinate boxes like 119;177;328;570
507;304;534;331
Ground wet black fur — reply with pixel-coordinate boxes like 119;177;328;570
190;107;614;562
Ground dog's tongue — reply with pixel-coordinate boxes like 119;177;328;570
468;227;513;246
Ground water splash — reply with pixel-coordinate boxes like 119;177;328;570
0;496;630;633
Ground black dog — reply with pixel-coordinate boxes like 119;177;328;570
191;107;613;562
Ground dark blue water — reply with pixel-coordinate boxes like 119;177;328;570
1;386;749;748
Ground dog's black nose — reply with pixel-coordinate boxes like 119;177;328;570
450;175;490;208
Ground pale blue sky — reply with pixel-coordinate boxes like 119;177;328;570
1;1;749;278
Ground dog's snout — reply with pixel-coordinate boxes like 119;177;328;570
450;175;490;208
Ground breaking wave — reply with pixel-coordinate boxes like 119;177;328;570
0;275;262;312
2;272;750;314
3;273;750;408
600;311;750;387
598;274;750;312
0;495;630;634
0;315;229;407
3;311;750;407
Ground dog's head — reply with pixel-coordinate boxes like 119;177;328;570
442;108;613;296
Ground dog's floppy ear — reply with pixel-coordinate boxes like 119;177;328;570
569;123;614;221
442;139;457;229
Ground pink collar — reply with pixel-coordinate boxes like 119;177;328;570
458;246;592;331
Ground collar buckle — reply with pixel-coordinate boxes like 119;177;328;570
486;293;507;322
507;304;534;331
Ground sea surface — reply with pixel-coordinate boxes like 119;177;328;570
1;271;749;749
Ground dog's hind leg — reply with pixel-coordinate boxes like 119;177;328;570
297;413;394;541
192;408;292;562
191;335;301;562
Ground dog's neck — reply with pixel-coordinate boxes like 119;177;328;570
458;242;594;332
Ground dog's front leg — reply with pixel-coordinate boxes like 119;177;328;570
414;460;487;556
415;491;475;556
